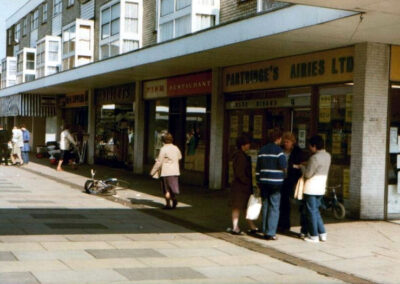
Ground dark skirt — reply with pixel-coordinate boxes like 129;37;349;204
230;181;252;211
161;176;180;197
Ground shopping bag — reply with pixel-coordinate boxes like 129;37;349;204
294;176;305;200
246;194;262;220
150;161;161;179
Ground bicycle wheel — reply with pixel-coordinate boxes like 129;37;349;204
84;180;97;194
333;202;346;219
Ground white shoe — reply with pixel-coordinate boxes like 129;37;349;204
319;233;327;242
304;236;319;243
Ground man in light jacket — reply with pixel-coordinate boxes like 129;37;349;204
299;135;331;243
57;125;76;171
10;126;24;165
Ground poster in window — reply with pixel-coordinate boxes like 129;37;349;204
332;133;342;155
319;95;331;123
243;115;249;133
298;127;306;149
345;94;352;123
343;168;350;199
253;115;263;139
230;115;238;138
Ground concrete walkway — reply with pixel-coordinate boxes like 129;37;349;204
0;164;343;284
4;158;399;283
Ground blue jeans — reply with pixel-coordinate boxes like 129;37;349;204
304;194;326;237
22;151;29;164
259;184;281;237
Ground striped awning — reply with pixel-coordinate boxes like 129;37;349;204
0;94;57;117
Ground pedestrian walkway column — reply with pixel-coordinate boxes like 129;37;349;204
209;68;224;189
87;88;95;165
350;42;390;219
134;81;145;174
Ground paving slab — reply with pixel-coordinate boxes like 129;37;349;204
33;269;128;284
86;248;166;259
115;267;206;281
0;272;39;284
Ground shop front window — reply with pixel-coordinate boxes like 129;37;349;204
318;84;353;200
95;103;134;168
146;99;169;162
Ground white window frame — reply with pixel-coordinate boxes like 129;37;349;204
99;0;142;60
68;0;75;7
36;36;62;78
43;3;48;23
53;0;62;16
157;0;219;42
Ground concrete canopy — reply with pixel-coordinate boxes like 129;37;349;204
1;3;385;96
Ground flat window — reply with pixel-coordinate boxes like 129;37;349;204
175;15;191;37
79;25;91;51
68;0;75;7
101;3;120;39
63;25;76;56
17;53;23;73
36;41;45;66
26;52;35;70
159;20;173;42
15;24;21;42
125;2;138;34
161;0;174;16
8;30;12;45
123;39;138;53
101;44;109;59
42;3;48;23
49;41;59;61
23;18;27;36
196;14;215;30
53;0;62;16
31;10;39;30
176;0;191;10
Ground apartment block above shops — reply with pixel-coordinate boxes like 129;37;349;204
2;0;288;89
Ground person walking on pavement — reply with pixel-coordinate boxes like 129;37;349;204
256;128;287;240
57;125;77;172
10;126;24;166
278;132;305;234
150;133;182;209
21;124;30;164
228;135;258;235
295;135;331;243
0;125;10;165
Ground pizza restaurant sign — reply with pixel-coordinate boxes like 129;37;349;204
223;47;354;92
144;72;212;99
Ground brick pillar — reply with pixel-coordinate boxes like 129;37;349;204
133;81;145;174
350;42;390;219
209;68;224;189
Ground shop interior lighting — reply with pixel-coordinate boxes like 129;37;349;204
156;106;169;112
345;82;354;86
186;107;206;113
102;104;115;110
392;85;400;89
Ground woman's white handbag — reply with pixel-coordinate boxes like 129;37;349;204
246;194;262;220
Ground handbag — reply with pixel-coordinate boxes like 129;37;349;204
150;160;162;179
294;176;305;200
246;192;262;220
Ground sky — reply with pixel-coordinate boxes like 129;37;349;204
0;0;29;59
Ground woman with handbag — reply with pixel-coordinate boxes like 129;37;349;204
150;133;182;209
229;135;258;235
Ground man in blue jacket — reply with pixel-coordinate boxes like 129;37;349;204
21;124;30;164
256;128;287;240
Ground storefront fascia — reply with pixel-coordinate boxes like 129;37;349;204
222;46;354;205
143;71;212;186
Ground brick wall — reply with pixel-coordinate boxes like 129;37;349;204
220;0;257;24
62;0;81;26
350;42;390;219
143;0;157;47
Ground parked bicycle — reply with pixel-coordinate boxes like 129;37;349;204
321;185;346;220
84;169;119;196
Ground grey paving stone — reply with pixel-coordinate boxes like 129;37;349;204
31;214;86;219
0;190;31;193
8;200;55;204
115;267;206;281
45;223;108;229
86;249;165;259
0;272;39;284
0;252;17;261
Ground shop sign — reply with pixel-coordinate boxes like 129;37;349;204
143;79;167;99
253;115;263;139
144;72;212;99
391;46;400;81
168;72;212;97
223;47;354;92
65;93;88;108
319;95;331;123
225;96;310;110
96;84;134;105
41;96;56;107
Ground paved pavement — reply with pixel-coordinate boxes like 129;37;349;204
0;163;344;284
